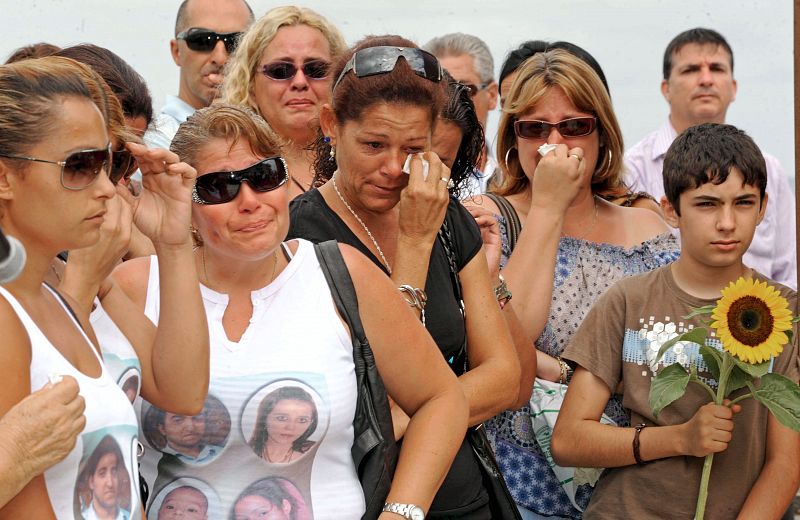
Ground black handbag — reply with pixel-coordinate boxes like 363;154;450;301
437;220;523;520
314;240;399;520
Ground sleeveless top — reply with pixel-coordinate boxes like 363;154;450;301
91;301;142;403
137;239;363;519
0;285;140;520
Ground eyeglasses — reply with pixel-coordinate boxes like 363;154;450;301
176;28;242;54
333;46;442;92
514;117;598;140
0;145;112;190
192;156;288;205
463;81;491;97
110;149;138;186
261;60;331;81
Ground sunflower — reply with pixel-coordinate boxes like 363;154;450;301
711;278;794;364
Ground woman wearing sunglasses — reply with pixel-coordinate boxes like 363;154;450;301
289;36;527;519
113;103;467;519
471;50;680;520
0;57;208;518
222;6;346;200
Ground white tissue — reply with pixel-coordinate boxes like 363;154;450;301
538;143;557;157
402;153;430;180
48;373;63;385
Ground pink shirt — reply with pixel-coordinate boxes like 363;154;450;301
624;121;797;289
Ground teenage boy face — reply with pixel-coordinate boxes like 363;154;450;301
663;167;766;269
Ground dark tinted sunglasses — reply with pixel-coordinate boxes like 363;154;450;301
261;60;330;81
192;156;288;205
0;145;111;190
333;46;442;92
177;28;242;54
464;81;490;97
110;149;138;185
514;117;597;140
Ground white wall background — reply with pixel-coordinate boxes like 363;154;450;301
2;0;794;181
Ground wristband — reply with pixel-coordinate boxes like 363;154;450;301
633;423;649;466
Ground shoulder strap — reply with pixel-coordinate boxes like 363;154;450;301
484;193;521;253
313;240;367;342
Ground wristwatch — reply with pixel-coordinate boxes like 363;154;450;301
382;502;425;520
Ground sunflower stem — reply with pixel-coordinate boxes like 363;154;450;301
694;354;733;519
727;392;753;407
689;376;718;401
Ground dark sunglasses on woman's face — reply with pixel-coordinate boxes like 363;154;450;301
261;60;331;81
514;116;598;140
333;46;442;92
110;149;139;186
0;145;112;190
177;28;242;54
192;156;288;205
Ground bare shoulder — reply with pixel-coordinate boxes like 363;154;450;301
0;293;33;412
111;255;152;306
608;203;671;245
462;193;502;215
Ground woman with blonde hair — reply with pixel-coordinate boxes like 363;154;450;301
222;6;346;199
469;49;680;518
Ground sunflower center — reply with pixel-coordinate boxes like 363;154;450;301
726;296;774;346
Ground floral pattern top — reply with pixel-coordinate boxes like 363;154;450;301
488;215;680;518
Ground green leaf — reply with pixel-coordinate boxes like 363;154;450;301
650;363;691;418
750;373;800;432
725;365;752;395
732;356;771;378
698;344;722;381
786;329;794;344
655;328;709;364
682;304;717;320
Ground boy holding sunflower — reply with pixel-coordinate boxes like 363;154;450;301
551;123;799;519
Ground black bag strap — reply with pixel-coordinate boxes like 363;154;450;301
483;193;521;253
437;219;468;374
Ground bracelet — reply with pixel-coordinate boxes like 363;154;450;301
494;274;513;309
398;285;427;326
633;423;649;466
556;357;572;385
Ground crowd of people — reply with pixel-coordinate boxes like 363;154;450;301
0;1;797;519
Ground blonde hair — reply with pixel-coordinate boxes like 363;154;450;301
221;6;346;113
493;49;624;197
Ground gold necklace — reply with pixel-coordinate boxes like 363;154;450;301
563;195;600;241
331;173;392;274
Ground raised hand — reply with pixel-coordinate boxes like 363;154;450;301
124;143;197;248
530;144;588;216
397;152;451;243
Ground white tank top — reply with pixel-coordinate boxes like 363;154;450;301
91;300;142;404
0;285;140;520
138;239;364;519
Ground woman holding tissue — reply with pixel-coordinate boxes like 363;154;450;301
0;57;207;518
288;36;526;519
471;50;680;519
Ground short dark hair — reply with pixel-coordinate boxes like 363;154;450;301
4;42;61;64
54;44;153;126
499;40;610;96
175;0;255;36
663;28;734;80
663;123;766;215
313;35;447;185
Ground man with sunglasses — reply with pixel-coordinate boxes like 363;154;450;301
624;27;796;289
145;0;253;150
424;33;499;195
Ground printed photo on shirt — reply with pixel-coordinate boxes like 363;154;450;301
240;381;329;465
103;351;142;402
148;477;222;520
142;395;231;465
118;367;141;404
231;477;312;520
74;429;138;520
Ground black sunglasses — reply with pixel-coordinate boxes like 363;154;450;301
333;46;442;92
0;145;112;190
463;81;491;97
177;28;242;54
514;116;598;140
261;60;330;81
192;156;288;205
110;149;138;186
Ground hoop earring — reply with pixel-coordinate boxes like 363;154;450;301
190;225;203;247
503;146;516;166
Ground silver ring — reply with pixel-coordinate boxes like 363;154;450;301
569;154;582;161
440;177;449;183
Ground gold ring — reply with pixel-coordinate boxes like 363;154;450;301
440;177;449;183
570;154;581;161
